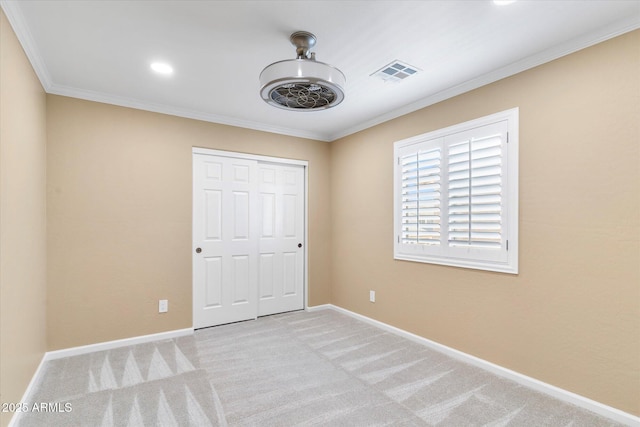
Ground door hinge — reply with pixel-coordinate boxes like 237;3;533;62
397;235;400;243
506;240;509;251
506;132;509;143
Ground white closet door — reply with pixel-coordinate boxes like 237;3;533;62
257;163;305;316
193;154;259;329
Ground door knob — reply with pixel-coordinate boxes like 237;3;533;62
298;243;302;248
195;247;202;253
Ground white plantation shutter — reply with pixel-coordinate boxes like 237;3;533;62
394;109;518;274
446;122;506;262
400;146;441;245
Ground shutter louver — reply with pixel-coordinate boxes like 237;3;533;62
401;147;441;245
395;109;517;274
447;134;503;249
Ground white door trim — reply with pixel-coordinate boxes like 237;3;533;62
192;147;309;326
193;147;308;167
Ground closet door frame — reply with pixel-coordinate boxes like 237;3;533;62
192;147;309;327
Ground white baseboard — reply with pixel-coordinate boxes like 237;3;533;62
8;327;194;427
321;304;639;427
45;327;194;361
8;328;193;427
7;353;49;427
305;304;332;312
9;311;639;426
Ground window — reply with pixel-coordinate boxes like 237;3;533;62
394;108;518;274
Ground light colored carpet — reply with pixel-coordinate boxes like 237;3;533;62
17;309;623;426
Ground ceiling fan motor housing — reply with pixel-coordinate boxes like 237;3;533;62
259;31;346;111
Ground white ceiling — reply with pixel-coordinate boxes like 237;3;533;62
3;0;639;141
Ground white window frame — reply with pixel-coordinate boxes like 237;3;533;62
393;108;519;274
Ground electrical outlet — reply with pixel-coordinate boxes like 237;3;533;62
159;299;168;313
369;290;376;303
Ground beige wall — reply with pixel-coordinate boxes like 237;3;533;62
46;96;332;350
0;10;48;427
2;7;637;421
330;30;640;415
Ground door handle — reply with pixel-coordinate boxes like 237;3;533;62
298;243;302;248
195;247;202;253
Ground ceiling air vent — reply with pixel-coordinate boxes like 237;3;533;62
372;60;420;82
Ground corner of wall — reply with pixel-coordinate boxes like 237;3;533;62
0;8;48;427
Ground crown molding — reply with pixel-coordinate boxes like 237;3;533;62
1;0;52;90
328;15;640;141
1;0;330;142
3;0;637;143
47;83;331;142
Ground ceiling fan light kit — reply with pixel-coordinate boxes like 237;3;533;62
259;31;346;111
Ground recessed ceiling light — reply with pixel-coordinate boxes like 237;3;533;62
493;0;516;5
150;62;173;75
